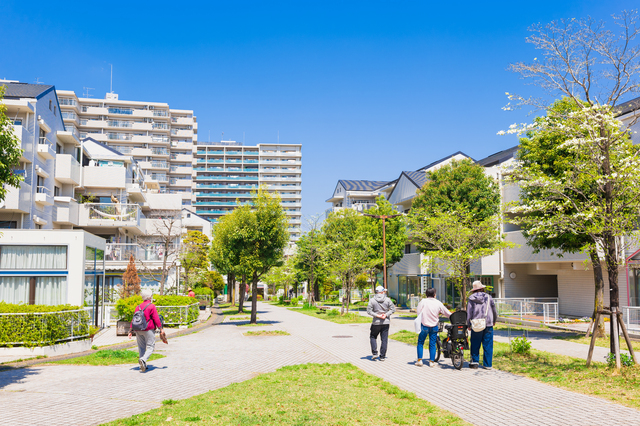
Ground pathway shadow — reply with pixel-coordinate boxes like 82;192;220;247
129;365;168;373
360;355;378;361
0;367;41;389
221;320;282;326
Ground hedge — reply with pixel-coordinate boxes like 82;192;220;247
0;302;90;348
116;295;199;326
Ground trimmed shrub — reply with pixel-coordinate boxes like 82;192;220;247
116;295;198;325
510;336;532;354
0;302;90;348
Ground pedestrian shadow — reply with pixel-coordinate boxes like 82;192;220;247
129;365;168;373
221;320;282;326
0;367;41;389
360;355;378;361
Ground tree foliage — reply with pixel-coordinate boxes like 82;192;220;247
409;159;508;308
119;255;141;298
180;230;211;289
0;85;24;202
294;216;327;304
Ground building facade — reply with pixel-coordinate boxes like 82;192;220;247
56;90;196;207
193;141;302;240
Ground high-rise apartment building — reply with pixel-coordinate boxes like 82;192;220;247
56;90;196;207
193;141;302;240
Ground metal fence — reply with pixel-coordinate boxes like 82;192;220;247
622;306;640;332
0;308;92;346
494;298;559;324
157;303;200;326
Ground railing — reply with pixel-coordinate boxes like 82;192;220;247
152;123;169;130
39;136;52;146
157;303;199;326
108;120;133;128
196;176;259;181
0;308;92;346
494;298;559;324
107;132;134;141
150;161;169;168
108;107;133;115
196;184;258;189
152;136;169;143
622;306;640;332
86;203;143;223
195;209;232;215
59;98;77;106
105;243;177;262
153;110;169;117
149;174;168;182
113;145;133;154
152;148;169;155
36;186;50;194
64;125;80;137
61;111;77;120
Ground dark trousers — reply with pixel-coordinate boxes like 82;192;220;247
470;326;494;367
370;324;390;357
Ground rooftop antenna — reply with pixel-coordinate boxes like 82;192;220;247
83;87;94;98
109;64;113;93
34;77;43;84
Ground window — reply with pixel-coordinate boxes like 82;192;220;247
0;276;68;305
54;106;57;116
0;221;17;229
13;118;22;125
0;245;67;269
49;100;52;110
37;175;44;189
405;244;411;254
56;144;62;154
54;186;60;197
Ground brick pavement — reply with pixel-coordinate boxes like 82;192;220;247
1;302;639;426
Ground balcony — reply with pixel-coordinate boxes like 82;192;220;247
13;125;33;163
34;186;54;206
151;147;170;156
37;137;56;160
107;107;133;115
132;122;153;131
169;178;192;187
170;153;192;162
84;106;109;115
196;183;258;190
78;203;143;232
54;154;81;185
1;181;31;213
170;129;193;137
83;166;127;189
53;198;79;225
130;147;151;156
58;127;81;145
170;116;194;125
171;141;193;150
196;176;259;181
170;166;193;174
104;243;176;262
503;231;588;264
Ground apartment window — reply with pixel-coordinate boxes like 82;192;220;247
49;100;52;110
54;186;60;197
0;221;17;229
13;118;22;125
40;128;46;139
0;245;67;269
56;144;62;154
54;106;57;116
405;244;411;254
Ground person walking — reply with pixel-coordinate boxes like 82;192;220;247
187;287;195;298
366;286;396;361
128;289;164;372
466;280;498;370
416;288;451;367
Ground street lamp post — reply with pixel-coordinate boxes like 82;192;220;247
362;213;402;290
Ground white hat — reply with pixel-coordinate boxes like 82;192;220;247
375;285;387;293
471;281;486;292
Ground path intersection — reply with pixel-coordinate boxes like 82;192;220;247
0;302;638;426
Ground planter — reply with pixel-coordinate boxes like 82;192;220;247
116;320;130;336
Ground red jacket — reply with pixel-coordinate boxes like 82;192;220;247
130;301;162;332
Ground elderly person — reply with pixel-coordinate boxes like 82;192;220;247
128;289;164;372
366;286;396;361
416;288;451;367
466;280;498;370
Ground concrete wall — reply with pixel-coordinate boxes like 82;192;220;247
503;264;558;298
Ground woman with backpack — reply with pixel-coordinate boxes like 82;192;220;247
466;281;499;370
128;289;164;372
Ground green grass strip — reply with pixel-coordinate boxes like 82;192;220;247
48;349;165;366
102;363;468;425
244;330;290;336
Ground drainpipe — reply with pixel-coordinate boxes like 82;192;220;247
497;169;505;298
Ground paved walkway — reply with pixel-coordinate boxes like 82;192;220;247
0;303;638;426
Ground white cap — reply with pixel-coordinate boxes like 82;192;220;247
375;285;386;293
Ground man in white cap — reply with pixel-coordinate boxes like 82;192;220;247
466;280;498;370
366;285;396;361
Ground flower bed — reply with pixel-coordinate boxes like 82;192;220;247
557;316;591;323
0;303;91;348
116;295;199;326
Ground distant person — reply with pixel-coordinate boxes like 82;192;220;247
289;288;294;299
366;286;396;361
467;281;498;370
187;287;195;298
416;288;451;367
128;289;165;372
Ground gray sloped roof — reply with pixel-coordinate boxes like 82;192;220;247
339;179;389;191
417;151;473;171
402;170;428;188
476;145;519;167
2;82;55;99
615;96;640;117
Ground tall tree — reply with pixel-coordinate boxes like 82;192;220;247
119;255;141;298
180;230;211;290
507;98;607;337
507;11;640;365
361;196;407;291
210;215;237;305
408;159;508;308
294;215;327;305
323;209;373;314
0;85;24;202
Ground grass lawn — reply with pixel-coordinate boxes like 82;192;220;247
102;363;468;426
221;307;254;316
390;330;640;410
289;307;372;324
48;349;165;366
244;330;289;336
237;322;272;327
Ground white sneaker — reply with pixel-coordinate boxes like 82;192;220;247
139;359;147;372
416;360;423;367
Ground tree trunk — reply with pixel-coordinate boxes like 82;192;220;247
231;273;237;307
226;273;232;304
250;271;259;324
238;274;246;313
589;250;606;337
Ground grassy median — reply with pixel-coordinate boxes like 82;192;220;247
48;349;165;366
103;363;468;426
289;307;372;324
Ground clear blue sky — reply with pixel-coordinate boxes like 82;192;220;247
1;0;637;220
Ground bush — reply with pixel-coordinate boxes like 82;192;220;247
327;308;340;316
606;352;634;368
257;294;263;301
116;295;199;325
193;287;213;296
0;302;90;348
290;296;299;306
511;336;532;354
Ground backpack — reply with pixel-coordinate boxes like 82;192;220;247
131;301;152;331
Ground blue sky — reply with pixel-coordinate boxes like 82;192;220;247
1;0;638;220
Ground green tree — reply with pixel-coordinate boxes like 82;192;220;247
180;230;211;289
196;270;225;296
323;209;373;314
509;98;606;336
361;196;407;291
0;85;24;202
409;159;509;308
294;216;328;305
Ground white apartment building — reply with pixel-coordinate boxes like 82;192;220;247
194;141;302;240
56;90;196;207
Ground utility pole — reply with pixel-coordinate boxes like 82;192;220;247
362;213;402;289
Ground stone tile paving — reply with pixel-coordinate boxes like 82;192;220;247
1;302;639;426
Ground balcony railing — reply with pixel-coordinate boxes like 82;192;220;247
196;176;259;181
105;243;177;262
107;133;133;141
152;123;169;130
108;107;133;115
108;120;133;128
85;203;143;223
39;136;52;146
112;146;133;154
196;184;258;189
153;110;169;117
61;111;77;120
59;98;77;106
152;148;169;155
151;161;169;168
152;136;169;143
